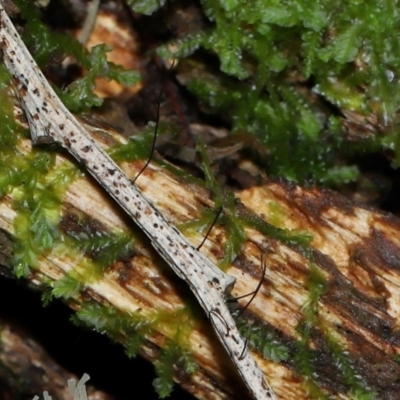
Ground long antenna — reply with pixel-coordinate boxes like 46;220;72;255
0;7;276;398
197;207;223;250
232;252;268;319
132;85;163;184
133;59;176;184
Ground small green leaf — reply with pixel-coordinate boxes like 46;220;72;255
260;7;298;27
218;0;239;12
59;77;102;112
66;227;133;270
125;334;144;358
108;126;154;162
52;275;82;299
126;0;166;15
152;342;194;398
157;33;206;60
88;44;112;76
319;24;361;64
332;24;361;63
302;7;327;32
153;377;174;399
108;67;141;86
204;32;249;79
324;165;359;185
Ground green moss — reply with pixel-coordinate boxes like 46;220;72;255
130;0;400;183
3;1;396;397
64;222;134;270
49;232;134;300
294;258;331;399
108;123;156;163
153;340;197;398
1;15;196;393
0;119;131;284
196;139;247;267
231;306;290;363
265;201;286;228
52;274;83;299
0;66;20;149
293;258;376;399
185;71;350;183
152;309;198;397
8;150;80;277
0;103;134;286
323;327;377;400
73;303;197;398
57;43;140;112
13;0;140;112
195;137;313;271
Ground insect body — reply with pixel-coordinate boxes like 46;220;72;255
0;5;276;399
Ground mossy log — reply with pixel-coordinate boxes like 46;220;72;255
1;102;400;400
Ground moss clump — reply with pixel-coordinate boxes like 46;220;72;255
1;6;197;395
230;305;290;363
108;123;158;163
73;303;197;398
63;216;135;270
2;1;396;398
13;0;140;112
0;65;20;150
195;137;313;266
294;258;376;399
294;259;331;398
129;0;400;182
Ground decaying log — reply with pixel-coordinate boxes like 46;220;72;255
0;4;270;396
1;93;400;399
0;318;114;400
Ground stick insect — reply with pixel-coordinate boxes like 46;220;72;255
0;4;276;399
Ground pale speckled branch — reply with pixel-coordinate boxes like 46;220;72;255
0;4;276;399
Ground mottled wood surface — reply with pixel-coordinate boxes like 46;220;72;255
1;109;400;399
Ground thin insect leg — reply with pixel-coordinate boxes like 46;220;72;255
235;254;267;360
133;59;177;184
231;252;268;320
197;206;223;251
239;323;253;360
132;86;163;184
0;6;275;397
209;309;230;336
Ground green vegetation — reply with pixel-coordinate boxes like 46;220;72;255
323;328;377;400
0;55;193;398
294;258;376;399
73;303;197;398
1;0;398;398
14;0;140;112
293;259;332;399
231;305;290;363
145;0;399;182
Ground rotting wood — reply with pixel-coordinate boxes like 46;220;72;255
1;8;400;400
0;4;275;399
0;320;113;400
1;100;400;398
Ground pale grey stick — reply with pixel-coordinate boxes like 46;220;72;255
0;4;276;399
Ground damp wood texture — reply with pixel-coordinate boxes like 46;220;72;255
1;93;400;399
0;3;273;399
1;1;400;400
